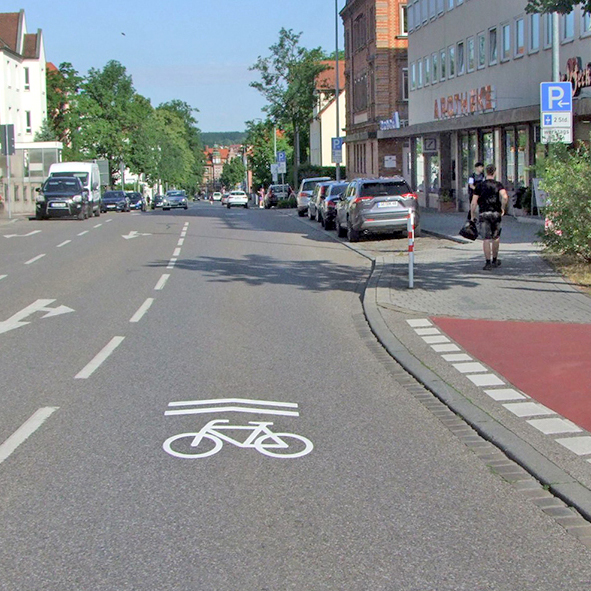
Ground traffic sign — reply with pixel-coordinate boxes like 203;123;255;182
331;137;343;164
540;82;572;112
542;113;572;127
541;128;572;144
276;151;287;174
0;124;15;156
270;163;279;182
276;151;286;163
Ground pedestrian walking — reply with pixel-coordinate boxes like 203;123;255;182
468;162;485;201
470;164;509;270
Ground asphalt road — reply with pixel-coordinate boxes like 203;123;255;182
1;202;591;590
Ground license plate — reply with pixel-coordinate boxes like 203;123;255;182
50;202;67;208
107;204;116;208
377;201;400;208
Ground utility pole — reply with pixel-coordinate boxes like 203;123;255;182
335;0;341;181
552;12;560;82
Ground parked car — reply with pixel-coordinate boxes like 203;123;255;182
335;177;419;242
212;192;222;201
101;190;130;213
127;192;146;211
48;161;102;217
227;190;248;209
151;194;164;209
308;181;332;222
264;184;292;208
163;190;189;210
35;176;91;220
296;177;332;216
319;182;349;230
221;193;230;206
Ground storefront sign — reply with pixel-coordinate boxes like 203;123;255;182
562;57;591;96
434;86;496;120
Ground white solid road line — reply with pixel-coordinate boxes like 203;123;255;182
77;231;89;236
0;407;59;465
173;247;181;257
24;254;46;265
130;298;154;323
57;240;71;248
154;274;170;291
75;336;125;379
166;398;300;418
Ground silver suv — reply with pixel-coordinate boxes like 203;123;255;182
335;177;420;242
296;177;332;216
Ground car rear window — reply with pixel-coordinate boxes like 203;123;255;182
329;184;348;196
360;181;410;198
302;180;323;193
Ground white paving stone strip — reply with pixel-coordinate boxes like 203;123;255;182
154;274;170;291
442;353;473;362
527;418;582;435
24;254;46;265
56;240;71;248
555;436;591;456
422;335;450;344
466;374;505;387
415;328;441;336
452;362;488;374
484;388;527;401
431;343;461;352
502;402;555;418
407;319;432;328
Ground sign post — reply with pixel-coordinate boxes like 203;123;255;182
540;82;573;144
331;137;343;165
276;151;286;187
1;124;15;219
407;212;415;289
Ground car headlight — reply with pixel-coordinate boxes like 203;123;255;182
36;194;45;203
72;195;82;203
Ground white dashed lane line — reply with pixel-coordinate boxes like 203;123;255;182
130;298;154;323
177;239;184;246
77;231;89;236
0;275;6;281
173;248;181;257
94;223;102;229
167;258;177;270
24;254;46;265
154;274;170;291
75;336;125;379
57;240;71;248
0;407;59;465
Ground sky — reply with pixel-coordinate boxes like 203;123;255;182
11;0;346;132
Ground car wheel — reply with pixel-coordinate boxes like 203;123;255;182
298;209;306;217
347;221;360;243
78;208;86;221
35;212;44;221
227;204;231;209
184;206;188;210
244;204;248;209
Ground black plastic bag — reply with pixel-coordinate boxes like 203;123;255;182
459;218;478;241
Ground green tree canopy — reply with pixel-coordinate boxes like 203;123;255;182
220;156;246;190
526;0;588;13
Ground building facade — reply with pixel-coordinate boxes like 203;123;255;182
310;61;347;167
380;0;591;211
341;0;409;179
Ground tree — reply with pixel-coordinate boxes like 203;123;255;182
220;156;246;190
250;29;328;184
34;119;57;141
525;0;588;13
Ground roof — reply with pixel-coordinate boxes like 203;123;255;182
315;61;345;92
0;12;20;52
23;32;38;58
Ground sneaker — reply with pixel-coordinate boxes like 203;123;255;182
483;261;493;270
492;259;502;268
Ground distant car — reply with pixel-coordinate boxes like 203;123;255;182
101;190;130;213
308;181;331;222
296;177;332;216
227;190;248;209
221;193;230;206
212;192;222;201
319;181;348;230
335;177;420;242
264;184;292;209
35;176;90;220
152;194;164;209
126;192;146;211
163;190;189;210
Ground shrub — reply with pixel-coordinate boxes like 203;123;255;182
539;144;591;262
277;196;297;209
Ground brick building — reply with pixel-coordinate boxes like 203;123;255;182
340;0;409;180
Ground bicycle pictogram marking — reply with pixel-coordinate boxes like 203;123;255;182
163;419;314;459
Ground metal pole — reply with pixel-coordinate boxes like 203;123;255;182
552;12;560;82
408;212;415;289
335;0;341;181
6;151;11;220
273;125;277;160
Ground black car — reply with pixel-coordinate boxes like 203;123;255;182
151;194;165;209
101;191;130;213
126;192;146;211
35;177;90;220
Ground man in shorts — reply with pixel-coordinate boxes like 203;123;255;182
470;164;509;270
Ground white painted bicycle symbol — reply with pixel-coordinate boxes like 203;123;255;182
163;419;314;459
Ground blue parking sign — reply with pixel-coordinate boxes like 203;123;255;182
277;151;286;163
540;82;572;112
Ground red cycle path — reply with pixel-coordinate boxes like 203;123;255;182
432;318;591;433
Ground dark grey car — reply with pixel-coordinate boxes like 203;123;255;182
319;182;348;230
335;178;420;242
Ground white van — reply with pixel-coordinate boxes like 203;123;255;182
48;162;102;217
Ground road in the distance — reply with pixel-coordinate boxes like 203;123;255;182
0;202;590;591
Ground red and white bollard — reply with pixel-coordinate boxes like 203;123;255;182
407;212;415;289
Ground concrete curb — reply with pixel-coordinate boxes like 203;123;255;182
362;258;591;523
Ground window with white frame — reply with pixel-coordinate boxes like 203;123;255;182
411;62;417;90
25;111;32;134
425;57;431;85
562;11;574;41
440;49;446;80
489;27;498;64
24;67;30;90
418;59;423;87
437;0;444;14
457;41;465;75
413;1;420;28
421;0;428;23
515;17;525;56
429;0;436;18
401;5;408;34
478;32;486;68
582;11;591;35
544;13;553;47
402;68;409;99
530;13;540;51
432;52;439;82
448;45;455;77
467;37;475;72
501;23;511;60
448;0;454;10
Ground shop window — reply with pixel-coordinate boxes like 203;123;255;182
501;23;511;61
432;52;439;82
478;32;486;69
427;153;440;193
482;132;494;166
440;49;447;80
415;138;425;192
467;37;475;72
448;45;455;78
530;13;540;51
505;129;516;188
562;12;574;41
515;18;525;56
489;27;498;65
457;41;465;75
517;127;528;189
